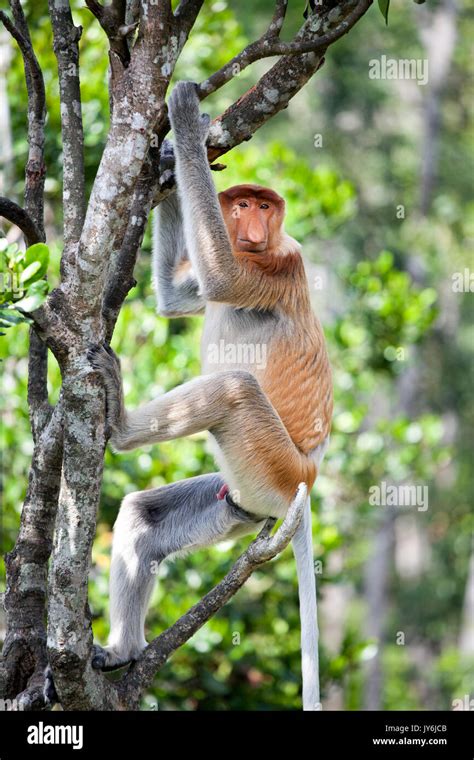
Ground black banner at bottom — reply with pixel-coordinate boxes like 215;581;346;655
0;709;471;757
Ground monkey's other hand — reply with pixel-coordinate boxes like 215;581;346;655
168;81;211;148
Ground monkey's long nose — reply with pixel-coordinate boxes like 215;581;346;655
245;217;267;245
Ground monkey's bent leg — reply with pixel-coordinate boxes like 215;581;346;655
92;473;263;671
89;344;310;515
123;370;311;516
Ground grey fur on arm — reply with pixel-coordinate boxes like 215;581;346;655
168;82;242;302
153;190;205;317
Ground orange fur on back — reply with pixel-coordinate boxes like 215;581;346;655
262;317;333;458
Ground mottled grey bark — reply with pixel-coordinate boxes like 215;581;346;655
0;0;373;710
48;0;86;245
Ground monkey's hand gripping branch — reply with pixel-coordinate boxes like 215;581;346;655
115;484;309;707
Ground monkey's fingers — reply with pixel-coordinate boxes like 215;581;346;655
168;81;202;140
199;112;211;143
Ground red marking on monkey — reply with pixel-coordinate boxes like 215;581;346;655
217;484;229;500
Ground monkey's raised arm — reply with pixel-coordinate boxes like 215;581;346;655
168;83;241;303
153;191;205;317
168;82;306;313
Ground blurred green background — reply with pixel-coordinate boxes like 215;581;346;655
1;0;473;710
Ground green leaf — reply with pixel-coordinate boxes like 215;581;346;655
0;310;26;325
19;261;42;285
378;0;390;24
24;243;49;281
12;280;49;312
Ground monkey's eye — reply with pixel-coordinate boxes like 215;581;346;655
260;203;270;209
238;201;249;208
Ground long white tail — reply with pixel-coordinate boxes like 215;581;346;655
292;495;320;711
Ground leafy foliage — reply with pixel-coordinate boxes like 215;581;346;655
0;241;49;334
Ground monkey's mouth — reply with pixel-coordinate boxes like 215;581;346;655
237;239;267;253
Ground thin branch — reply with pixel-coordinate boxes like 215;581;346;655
0;8;57;710
264;0;288;40
121;485;307;704
174;0;204;36
0;196;42;246
1;7;49;432
1;4;46;236
48;1;86;246
198;0;372;97
85;0;133;65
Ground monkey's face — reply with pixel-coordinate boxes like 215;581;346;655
218;184;285;255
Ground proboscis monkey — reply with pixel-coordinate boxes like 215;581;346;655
89;82;333;711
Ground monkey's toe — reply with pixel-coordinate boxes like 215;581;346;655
87;343;118;373
91;644;132;672
87;343;106;365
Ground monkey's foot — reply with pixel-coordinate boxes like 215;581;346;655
87;342;120;374
91;644;134;673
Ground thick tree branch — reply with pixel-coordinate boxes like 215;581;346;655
120;485;307;706
71;0;178;321
198;0;372;97
48;0;86;246
46;383;121;710
44;5;181;710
